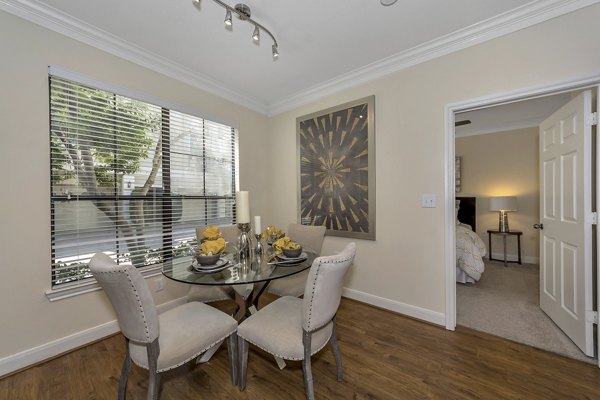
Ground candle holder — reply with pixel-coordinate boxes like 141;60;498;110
254;234;264;256
237;223;252;266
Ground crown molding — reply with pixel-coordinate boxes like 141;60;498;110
1;0;598;117
0;0;269;115
266;0;600;116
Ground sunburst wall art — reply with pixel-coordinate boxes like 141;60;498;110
296;96;375;240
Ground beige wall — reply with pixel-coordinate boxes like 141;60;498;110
266;5;600;318
3;3;600;371
456;128;540;262
0;11;269;361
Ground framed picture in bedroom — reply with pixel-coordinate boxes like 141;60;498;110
296;95;376;240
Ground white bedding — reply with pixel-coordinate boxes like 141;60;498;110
456;222;486;281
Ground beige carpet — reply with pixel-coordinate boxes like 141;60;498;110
457;260;596;364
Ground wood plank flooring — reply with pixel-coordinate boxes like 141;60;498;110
2;295;600;399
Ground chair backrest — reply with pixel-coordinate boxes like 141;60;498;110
219;225;239;244
287;223;326;255
195;225;238;245
302;242;356;332
89;253;159;344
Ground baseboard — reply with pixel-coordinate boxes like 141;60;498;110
490;252;539;264
342;287;445;326
0;296;187;378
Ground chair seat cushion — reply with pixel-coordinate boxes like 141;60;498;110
267;270;308;297
237;296;332;360
130;302;237;372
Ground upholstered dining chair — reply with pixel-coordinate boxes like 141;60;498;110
238;242;356;400
186;225;239;303
267;223;327;298
89;252;238;400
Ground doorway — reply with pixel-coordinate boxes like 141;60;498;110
444;76;600;364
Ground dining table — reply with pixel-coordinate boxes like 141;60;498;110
162;245;316;322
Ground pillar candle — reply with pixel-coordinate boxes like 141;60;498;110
236;191;250;223
254;216;261;235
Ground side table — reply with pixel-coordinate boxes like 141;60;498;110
487;230;522;267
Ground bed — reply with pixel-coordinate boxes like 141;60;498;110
455;197;486;284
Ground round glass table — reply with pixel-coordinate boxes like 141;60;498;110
162;249;315;321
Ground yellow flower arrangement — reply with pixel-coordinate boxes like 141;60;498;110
261;225;285;242
199;237;226;256
202;226;223;241
272;236;301;254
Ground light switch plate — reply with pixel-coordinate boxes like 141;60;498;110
422;194;436;208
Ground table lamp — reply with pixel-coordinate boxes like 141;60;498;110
489;196;517;233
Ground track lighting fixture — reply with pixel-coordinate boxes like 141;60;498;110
193;0;279;60
380;0;398;5
252;25;260;42
224;9;232;26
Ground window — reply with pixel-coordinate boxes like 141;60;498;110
49;75;238;289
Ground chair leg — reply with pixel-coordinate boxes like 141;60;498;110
146;339;161;400
119;338;132;400
302;330;315;400
227;332;239;386
330;315;343;382
238;336;249;390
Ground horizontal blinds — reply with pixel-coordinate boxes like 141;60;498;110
49;75;239;287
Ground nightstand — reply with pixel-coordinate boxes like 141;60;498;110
487;230;522;267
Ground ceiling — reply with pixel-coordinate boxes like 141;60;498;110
2;0;596;115
455;92;574;137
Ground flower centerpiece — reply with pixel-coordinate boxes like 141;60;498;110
261;225;285;245
196;226;226;265
272;236;302;257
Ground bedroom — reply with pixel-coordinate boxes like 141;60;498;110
453;91;597;363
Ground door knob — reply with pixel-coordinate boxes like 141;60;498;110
533;223;544;230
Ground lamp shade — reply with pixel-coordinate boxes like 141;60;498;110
489;196;517;212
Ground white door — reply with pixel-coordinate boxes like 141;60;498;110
539;90;593;357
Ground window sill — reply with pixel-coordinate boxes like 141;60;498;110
45;264;163;302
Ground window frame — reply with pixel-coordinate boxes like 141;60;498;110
45;66;239;301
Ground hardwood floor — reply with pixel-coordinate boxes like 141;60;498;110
2;296;600;399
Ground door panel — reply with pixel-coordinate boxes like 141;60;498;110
539;90;593;357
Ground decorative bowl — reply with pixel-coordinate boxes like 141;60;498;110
282;246;302;258
195;253;220;266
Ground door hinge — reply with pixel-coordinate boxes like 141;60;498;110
586;310;598;324
589;212;598;225
586;112;598;126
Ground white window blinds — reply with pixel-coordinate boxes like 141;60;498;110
49;75;239;287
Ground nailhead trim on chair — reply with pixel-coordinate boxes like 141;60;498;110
238;331;332;361
156;329;237;372
96;267;152;342
305;254;354;333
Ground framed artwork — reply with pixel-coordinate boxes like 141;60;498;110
296;95;375;240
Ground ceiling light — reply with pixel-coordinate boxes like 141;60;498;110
252;25;260;42
194;1;279;60
380;0;398;5
224;9;232;26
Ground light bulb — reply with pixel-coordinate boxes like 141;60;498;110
224;9;232;26
252;25;260;42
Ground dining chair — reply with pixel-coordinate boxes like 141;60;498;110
267;223;327;298
238;242;356;400
187;224;239;303
89;252;238;400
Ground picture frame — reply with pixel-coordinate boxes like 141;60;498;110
296;95;375;240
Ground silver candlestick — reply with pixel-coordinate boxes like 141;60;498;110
255;234;264;256
237;223;252;264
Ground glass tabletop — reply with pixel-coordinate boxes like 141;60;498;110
162;249;316;286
